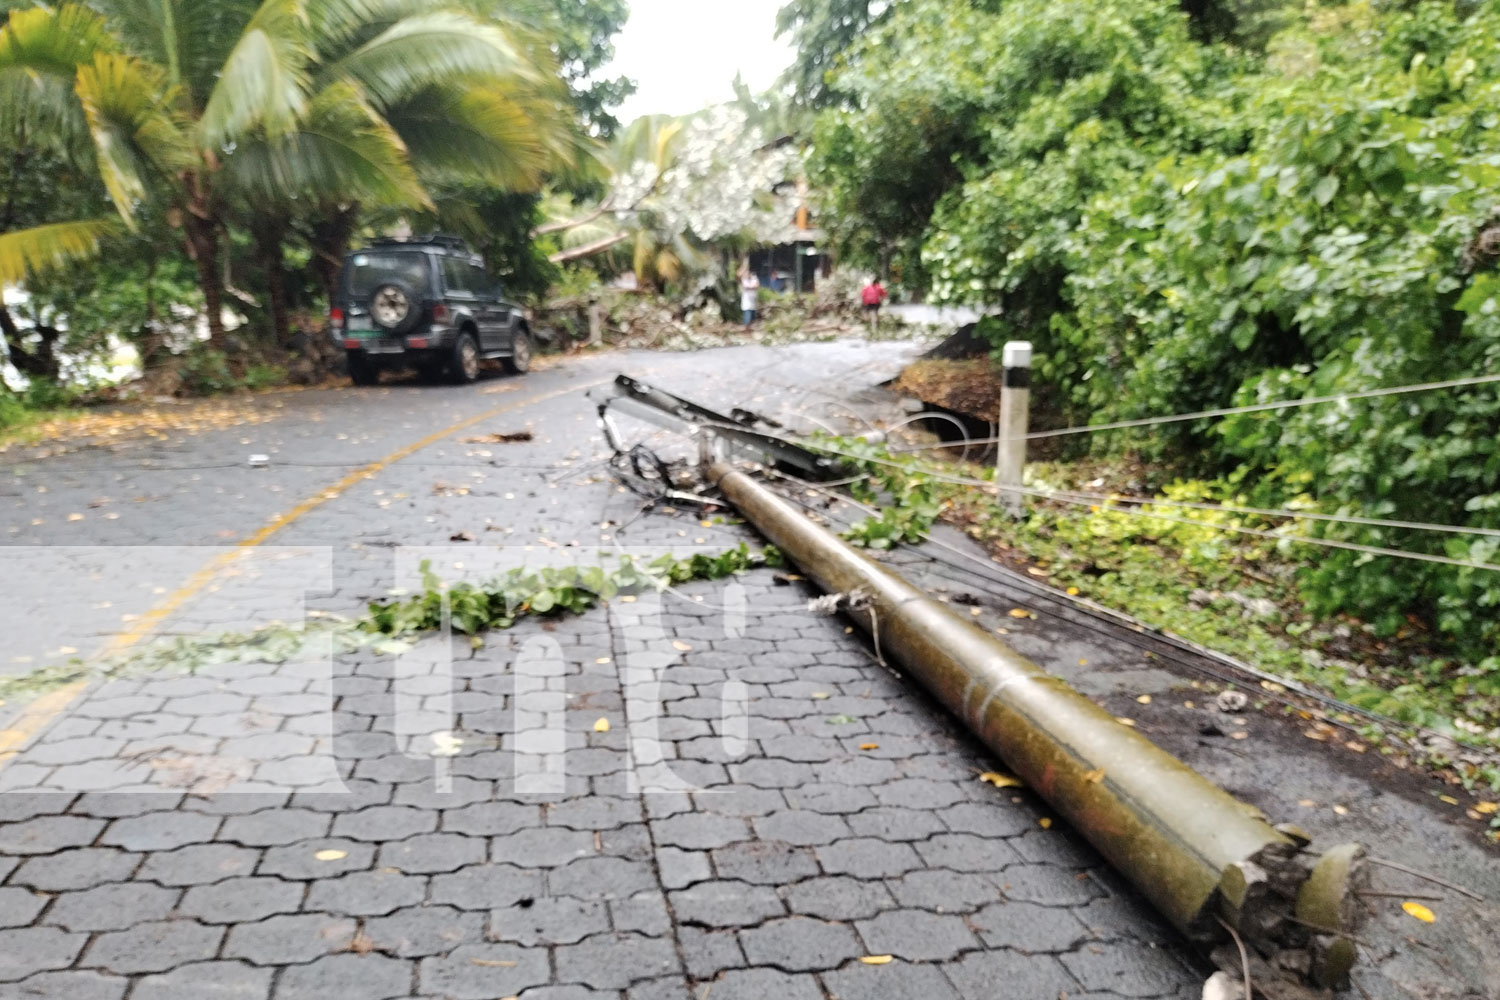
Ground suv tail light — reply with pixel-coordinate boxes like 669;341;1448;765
330;307;344;329
432;304;449;322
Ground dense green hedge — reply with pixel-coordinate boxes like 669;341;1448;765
809;0;1500;670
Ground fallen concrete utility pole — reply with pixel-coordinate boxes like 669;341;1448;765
708;460;1365;996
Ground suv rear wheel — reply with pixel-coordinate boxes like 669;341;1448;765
449;331;480;384
348;351;379;386
502;326;533;375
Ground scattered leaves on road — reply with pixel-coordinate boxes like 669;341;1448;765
430;732;463;757
827;715;858;725
462;431;533;444
594;718;611;733
860;743;880;751
315;850;348;862
1402;902;1436;924
860;955;894;965
2;396;287;454
1083;768;1106;784
1008;608;1035;619
979;772;1023;788
1039;817;1053;829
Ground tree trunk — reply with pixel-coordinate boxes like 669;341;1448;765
308;203;359;306
0;299;23;390
0;301;62;382
135;252;170;368
183;211;227;348
252;218;290;346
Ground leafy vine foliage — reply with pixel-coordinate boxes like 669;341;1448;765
365;545;785;636
792;0;1500;665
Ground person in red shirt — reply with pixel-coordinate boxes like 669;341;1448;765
861;279;888;332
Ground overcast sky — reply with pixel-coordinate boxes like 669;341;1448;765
603;0;795;124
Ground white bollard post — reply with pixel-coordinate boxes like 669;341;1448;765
997;341;1032;517
587;298;603;347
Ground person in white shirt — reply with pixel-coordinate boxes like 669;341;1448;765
740;268;761;329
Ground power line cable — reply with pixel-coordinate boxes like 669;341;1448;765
700;423;1500;573
1014;486;1500;540
757;468;1500;760
882;372;1500;445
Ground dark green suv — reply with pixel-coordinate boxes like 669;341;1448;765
332;235;533;386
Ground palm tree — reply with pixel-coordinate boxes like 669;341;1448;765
0;6;120;375
540;114;691;282
0;0;575;346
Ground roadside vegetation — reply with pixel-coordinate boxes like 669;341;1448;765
783;0;1500;716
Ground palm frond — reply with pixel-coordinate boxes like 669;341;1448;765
656;246;684;285
197;0;312;148
611;115;685;176
319;10;540;108
0;217;117;285
74;51;188;224
222;79;430;209
0;4;115;77
0;67;87;148
307;0;432;50
385;83;556;191
86;0;262;105
0;4;118;149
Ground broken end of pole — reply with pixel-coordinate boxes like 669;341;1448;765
702;458;1367;996
1296;844;1368;986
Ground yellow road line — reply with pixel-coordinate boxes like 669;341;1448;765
0;376;609;768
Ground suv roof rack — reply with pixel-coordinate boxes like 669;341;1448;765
368;234;471;253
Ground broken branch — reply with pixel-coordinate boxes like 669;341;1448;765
549;233;630;264
1367;857;1484;902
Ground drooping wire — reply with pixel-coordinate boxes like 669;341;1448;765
998;485;1500;540
756;467;1500;760
880;411;980;464
697;422;1500;574
879;371;1500;445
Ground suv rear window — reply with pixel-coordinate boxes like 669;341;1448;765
345;252;431;301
